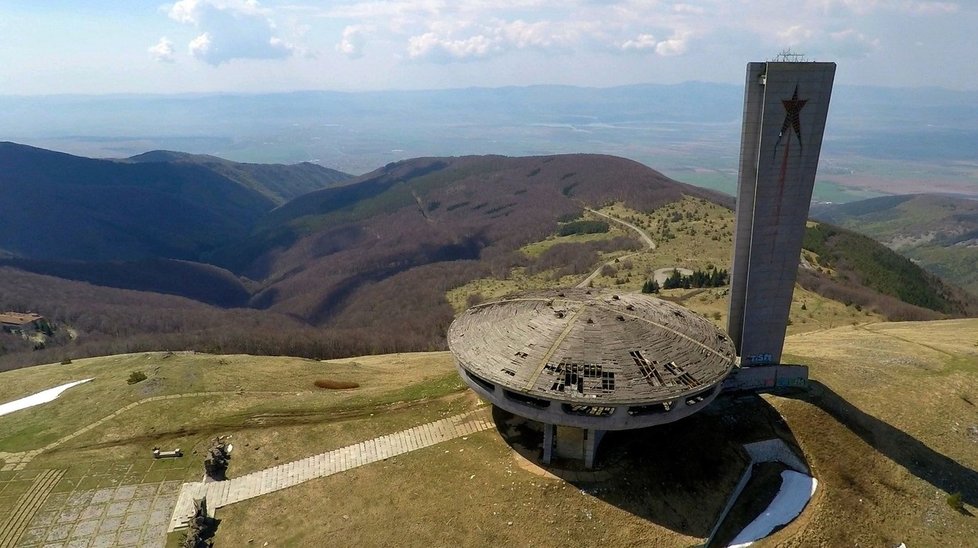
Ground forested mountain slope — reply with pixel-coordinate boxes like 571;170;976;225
0;142;349;262
2;149;975;370
813;194;978;296
126;150;351;205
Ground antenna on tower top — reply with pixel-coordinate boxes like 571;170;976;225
773;48;808;62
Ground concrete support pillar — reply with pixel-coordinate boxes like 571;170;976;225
584;429;606;469
542;423;555;464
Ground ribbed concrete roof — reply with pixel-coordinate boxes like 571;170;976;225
448;288;736;405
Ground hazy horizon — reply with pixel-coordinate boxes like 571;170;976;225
5;1;978;202
4;81;978;203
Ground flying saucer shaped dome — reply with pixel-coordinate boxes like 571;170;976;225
448;288;736;406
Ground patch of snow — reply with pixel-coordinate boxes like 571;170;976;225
728;470;818;548
0;378;94;417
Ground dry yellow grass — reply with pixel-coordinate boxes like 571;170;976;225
3;314;976;547
212;400;770;548
765;318;978;547
0;352;463;471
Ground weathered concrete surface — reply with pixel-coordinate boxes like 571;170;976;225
4;479;180;548
449;288;735;430
0;469;65;548
728;61;836;366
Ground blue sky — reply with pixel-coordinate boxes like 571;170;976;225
1;0;975;94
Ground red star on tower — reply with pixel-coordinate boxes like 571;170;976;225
778;84;808;150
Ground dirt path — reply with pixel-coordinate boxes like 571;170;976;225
576;208;656;288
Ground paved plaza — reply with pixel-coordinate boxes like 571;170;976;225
11;481;180;548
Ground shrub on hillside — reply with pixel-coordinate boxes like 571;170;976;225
661;268;729;290
557;220;609;236
127;370;147;384
314;379;360;390
528;237;641;279
947;492;964;513
466;293;485;307
641;279;660;294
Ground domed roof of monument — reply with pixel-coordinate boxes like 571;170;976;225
448;288;736;405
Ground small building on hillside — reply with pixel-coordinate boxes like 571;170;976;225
0;312;47;335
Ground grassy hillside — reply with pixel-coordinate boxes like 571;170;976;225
778;319;978;546
801;221;978;317
450;197;975;328
814;194;978;296
1;319;975;546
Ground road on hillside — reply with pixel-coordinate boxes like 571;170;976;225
576;208;656;289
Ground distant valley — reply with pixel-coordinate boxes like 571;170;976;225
815;194;978;296
1;144;975;372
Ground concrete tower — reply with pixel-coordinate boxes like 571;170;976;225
727;61;836;366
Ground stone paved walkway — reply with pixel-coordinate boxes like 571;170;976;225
168;407;495;531
9;481;181;548
0;470;65;548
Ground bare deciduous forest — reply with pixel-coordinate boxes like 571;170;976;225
1;151;974;372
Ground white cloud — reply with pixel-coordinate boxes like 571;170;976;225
672;3;705;15
806;0;958;14
404;18;589;62
621;33;657;52
188;32;213;59
655;31;689;56
168;0;294;65
501;20;567;49
407;32;496;61
148;37;175;62
905;1;958;14
336;25;367;58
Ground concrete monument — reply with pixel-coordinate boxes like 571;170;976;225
727;60;836;366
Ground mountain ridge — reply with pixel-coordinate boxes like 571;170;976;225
0;141;350;262
124;149;351;205
1;145;975;371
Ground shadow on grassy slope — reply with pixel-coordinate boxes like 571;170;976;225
790;381;978;507
491;393;807;539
